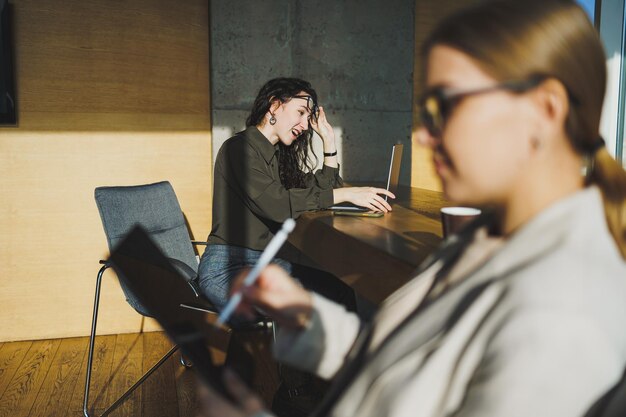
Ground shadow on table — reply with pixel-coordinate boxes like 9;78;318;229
403;231;442;249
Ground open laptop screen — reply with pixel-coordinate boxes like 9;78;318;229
330;143;403;211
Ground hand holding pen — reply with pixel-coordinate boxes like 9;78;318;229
216;218;296;326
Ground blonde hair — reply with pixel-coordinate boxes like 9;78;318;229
423;0;626;258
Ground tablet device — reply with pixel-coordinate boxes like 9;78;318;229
108;226;247;400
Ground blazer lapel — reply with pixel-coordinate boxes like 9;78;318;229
320;188;599;417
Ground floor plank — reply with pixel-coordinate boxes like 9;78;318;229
0;341;33;399
0;331;279;417
0;339;61;417
104;333;144;417
28;337;88;417
175;353;200;417
69;334;116;415
233;330;279;407
141;332;179;417
173;321;231;417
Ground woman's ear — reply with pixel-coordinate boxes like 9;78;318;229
527;78;570;152
269;97;281;115
534;78;570;132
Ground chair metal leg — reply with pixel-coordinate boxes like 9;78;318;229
83;262;108;417
83;262;179;417
98;345;179;417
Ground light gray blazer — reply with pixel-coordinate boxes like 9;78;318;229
275;187;626;417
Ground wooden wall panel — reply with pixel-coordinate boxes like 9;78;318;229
0;0;211;342
16;0;208;117
411;0;486;191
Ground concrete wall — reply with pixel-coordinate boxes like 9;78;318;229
210;0;414;184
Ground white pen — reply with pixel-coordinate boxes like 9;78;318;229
216;218;296;326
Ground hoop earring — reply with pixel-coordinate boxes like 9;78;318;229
269;115;277;125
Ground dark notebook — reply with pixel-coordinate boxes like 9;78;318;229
108;226;252;400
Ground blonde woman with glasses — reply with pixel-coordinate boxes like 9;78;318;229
198;1;626;416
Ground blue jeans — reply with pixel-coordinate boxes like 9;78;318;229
197;244;356;315
197;244;292;311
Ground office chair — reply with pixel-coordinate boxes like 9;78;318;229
584;367;626;417
84;181;272;417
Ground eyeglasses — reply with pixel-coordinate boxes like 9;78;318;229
417;76;545;137
293;95;319;122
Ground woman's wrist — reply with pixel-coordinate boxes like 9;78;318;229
333;187;346;204
322;136;336;152
323;138;337;158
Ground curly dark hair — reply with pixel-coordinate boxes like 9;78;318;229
246;77;319;189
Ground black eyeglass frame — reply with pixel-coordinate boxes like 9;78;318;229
417;76;547;137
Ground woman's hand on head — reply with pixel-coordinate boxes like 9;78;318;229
196;368;269;417
310;106;336;146
231;264;314;330
334;187;395;213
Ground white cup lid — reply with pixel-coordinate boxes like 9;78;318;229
440;207;481;216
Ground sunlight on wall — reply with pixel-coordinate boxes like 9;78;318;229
600;52;622;159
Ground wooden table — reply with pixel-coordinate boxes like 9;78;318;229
288;186;449;305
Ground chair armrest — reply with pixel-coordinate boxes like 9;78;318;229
180;300;218;315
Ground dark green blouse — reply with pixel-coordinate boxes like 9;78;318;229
207;126;343;251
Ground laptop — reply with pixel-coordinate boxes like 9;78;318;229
329;143;404;215
108;226;252;400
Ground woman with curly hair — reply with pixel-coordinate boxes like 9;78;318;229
198;77;393;315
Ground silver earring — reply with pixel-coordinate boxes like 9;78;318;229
269;115;276;125
580;153;595;180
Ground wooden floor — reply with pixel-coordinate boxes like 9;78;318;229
0;331;269;417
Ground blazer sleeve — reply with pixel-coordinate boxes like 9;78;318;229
453;310;623;417
221;140;338;221
273;293;361;380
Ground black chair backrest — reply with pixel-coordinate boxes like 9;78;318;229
584;368;626;417
95;181;199;315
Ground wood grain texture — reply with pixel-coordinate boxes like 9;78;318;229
15;0;209;119
106;333;144;416
174;354;200;417
71;334;116;415
141;332;178;417
0;341;33;399
28;337;88;417
0;340;60;417
226;330;279;407
0;0;211;342
1;333;222;417
290;187;448;304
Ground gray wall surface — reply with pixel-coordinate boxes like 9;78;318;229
210;0;414;184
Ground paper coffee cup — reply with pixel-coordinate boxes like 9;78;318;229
440;207;481;238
